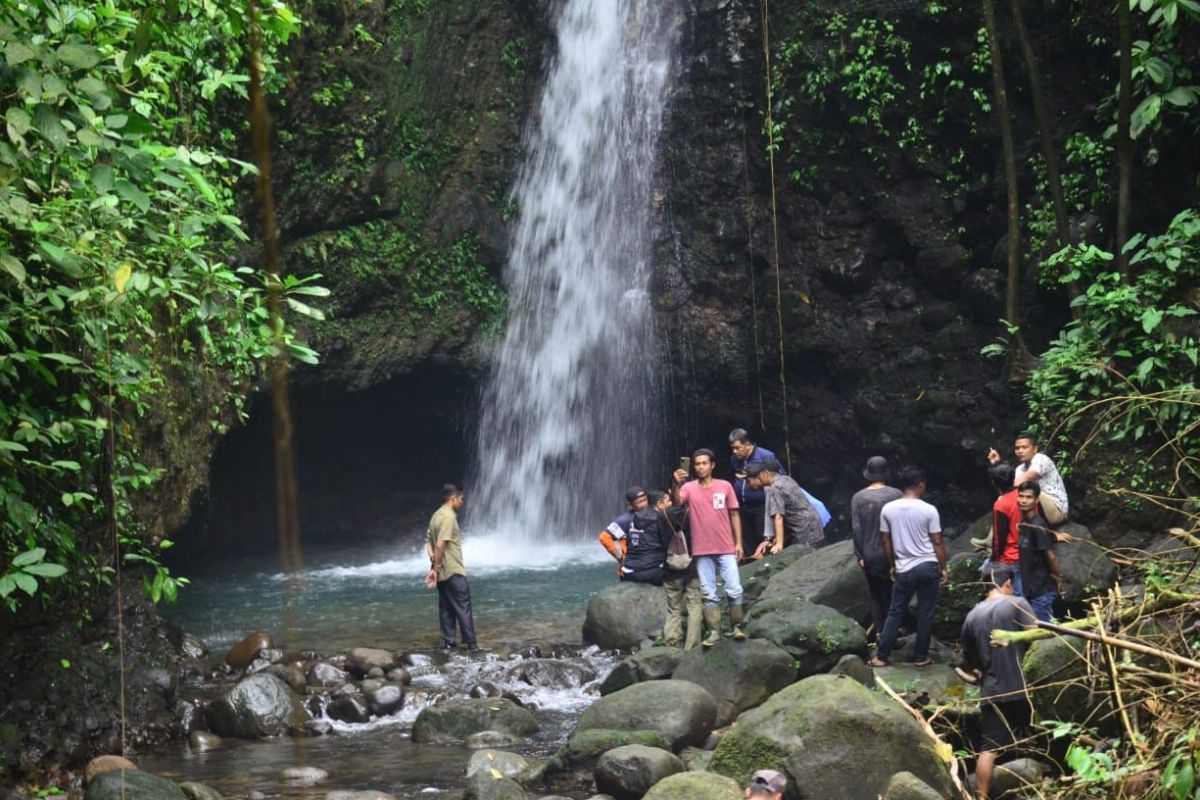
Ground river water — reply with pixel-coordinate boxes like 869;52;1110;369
147;535;619;798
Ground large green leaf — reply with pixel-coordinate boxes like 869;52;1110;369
12;572;37;596
33;104;69;150
1;254;25;284
23;563;68;578
12;547;46;568
114;179;150;212
4;41;35;66
90;163;115;193
56;43;102;70
5;107;31;138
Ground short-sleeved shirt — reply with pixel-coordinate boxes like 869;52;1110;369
879;496;941;574
992;490;1021;564
1016;453;1068;514
851;485;903;575
764;474;825;547
604;511;635;541
426;505;466;581
678;479;740;556
1018;512;1057;598
960;595;1037;700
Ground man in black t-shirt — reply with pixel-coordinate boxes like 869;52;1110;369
1016;480;1064;622
850;456;903;643
960;566;1037;800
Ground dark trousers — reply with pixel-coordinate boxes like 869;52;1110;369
875;560;940;661
437;574;477;647
741;504;766;549
865;571;893;642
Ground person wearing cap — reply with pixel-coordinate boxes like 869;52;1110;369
745;769;787;800
730;429;831;541
425;484;479;652
745;459;824;556
598;487;649;578
851;456;903;644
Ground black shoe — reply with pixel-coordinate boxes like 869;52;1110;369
441;642;457;651
466;644;482;654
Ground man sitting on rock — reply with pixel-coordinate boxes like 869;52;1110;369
987;432;1069;526
598;486;649;578
960;565;1037;800
745;459;825;555
744;769;787;800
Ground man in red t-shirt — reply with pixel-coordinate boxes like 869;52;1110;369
672;448;745;647
981;462;1024;597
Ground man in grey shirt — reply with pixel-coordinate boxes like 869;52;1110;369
868;465;947;667
960;565;1037;799
745;460;825;555
851;456;903;643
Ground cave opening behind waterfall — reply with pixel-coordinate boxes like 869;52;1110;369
169;367;479;567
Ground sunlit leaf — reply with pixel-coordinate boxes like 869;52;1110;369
24;563;68;578
56;43;102;69
12;548;46;568
1;254;26;284
113;264;132;293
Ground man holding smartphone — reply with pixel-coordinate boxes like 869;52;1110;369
672;449;745;647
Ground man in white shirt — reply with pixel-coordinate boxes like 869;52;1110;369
867;465;947;667
988;432;1068;525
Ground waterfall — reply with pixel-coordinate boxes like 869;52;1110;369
467;0;683;542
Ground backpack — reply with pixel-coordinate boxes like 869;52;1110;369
663;508;691;571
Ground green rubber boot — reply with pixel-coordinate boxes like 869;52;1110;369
729;604;747;641
702;606;723;648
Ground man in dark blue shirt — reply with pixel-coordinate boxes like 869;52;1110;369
729;429;785;545
597;487;648;577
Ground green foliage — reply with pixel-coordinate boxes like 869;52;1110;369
0;0;316;611
1022;210;1199;486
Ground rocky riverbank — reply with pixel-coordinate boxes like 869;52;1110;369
5;513;1139;800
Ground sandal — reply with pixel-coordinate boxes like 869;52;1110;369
909;657;935;667
866;657;890;667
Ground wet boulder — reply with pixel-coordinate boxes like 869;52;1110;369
85;771;186;800
738;547;808;604
885;771;944;800
188;731;221;750
225;632;275;670
180;635;209;661
829;654;874;688
308;662;348;688
583;583;668;651
205;673;303;738
178;783;221;800
282;767;328;784
671;639;796;726
1055;523;1118;603
599;647;683;696
507;659;596;689
641;772;742;800
467;750;531;780
365;684;405;716
708;674;954;800
562;729;674;768
1023;635;1105;728
467;730;526;749
346;647;397;677
412;698;539;746
934;552;989;641
874;663;966;707
755;541;871;623
327;696;370;724
743;596;868;677
463;771;526;800
576;680;718;750
595;745;685;800
85;756;136;784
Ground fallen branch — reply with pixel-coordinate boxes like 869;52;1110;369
990;589;1196;645
875;673;973;800
998;618;1200;671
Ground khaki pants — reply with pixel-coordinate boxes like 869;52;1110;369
663;575;703;650
1040;494;1067;526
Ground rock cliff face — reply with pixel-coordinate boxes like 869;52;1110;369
181;0;1112;555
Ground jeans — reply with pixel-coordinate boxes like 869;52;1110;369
696;554;744;608
864;571;893;642
981;558;1023;597
875;560;940;661
663;575;703;649
1029;590;1056;622
437;574;477;647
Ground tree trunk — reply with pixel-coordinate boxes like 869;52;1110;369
1116;0;1134;276
983;0;1030;381
1009;0;1082;316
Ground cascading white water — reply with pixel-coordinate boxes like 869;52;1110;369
468;0;683;542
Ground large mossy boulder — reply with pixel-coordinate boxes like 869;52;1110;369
755;541;871;623
884;771;944;800
576;680;717;750
205;673;302;738
599;647;683;696
86;772;186;800
1022;635;1108;729
562;729;674;767
583;583;669;651
641;771;742;800
739;547;808;604
671;639;796;726
709;674;953;800
743;596;867;677
874;663;966;707
1055;523;1118;603
412;698;539;745
594;745;685;800
462;771;526;800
